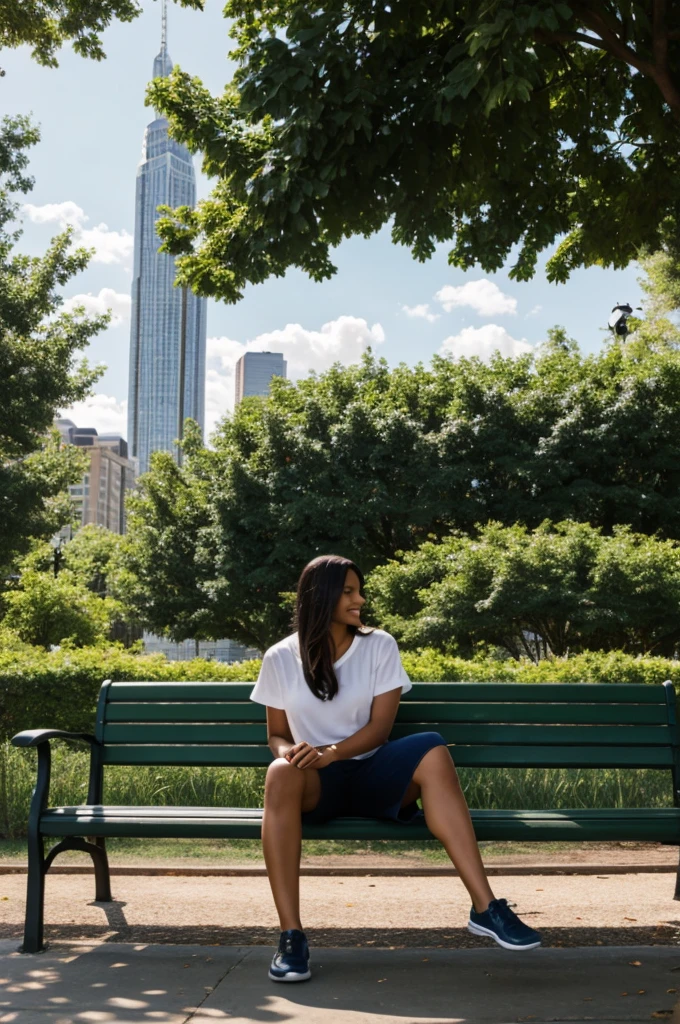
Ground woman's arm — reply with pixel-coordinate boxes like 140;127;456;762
326;688;401;762
266;706;296;759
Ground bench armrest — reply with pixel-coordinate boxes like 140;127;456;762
12;729;98;748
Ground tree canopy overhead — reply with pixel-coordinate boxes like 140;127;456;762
2;0;203;69
149;1;680;302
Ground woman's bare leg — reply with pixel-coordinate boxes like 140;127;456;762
262;758;321;931
407;745;495;913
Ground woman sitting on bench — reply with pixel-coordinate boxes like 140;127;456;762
250;553;541;982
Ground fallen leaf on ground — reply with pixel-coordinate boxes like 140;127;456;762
651;1012;672;1019
629;960;642;966
638;989;646;994
666;988;677;994
345;903;354;907
624;917;638;921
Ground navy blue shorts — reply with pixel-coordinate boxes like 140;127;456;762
301;731;446;824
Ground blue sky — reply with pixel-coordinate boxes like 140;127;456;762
5;0;641;439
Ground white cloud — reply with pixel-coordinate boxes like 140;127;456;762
435;279;517;317
205;315;385;436
22;201;86;227
61;288;131;326
22;201;134;266
526;304;543;318
60;394;128;436
440;324;533;361
401;303;440;323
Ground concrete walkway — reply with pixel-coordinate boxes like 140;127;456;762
2;940;680;1023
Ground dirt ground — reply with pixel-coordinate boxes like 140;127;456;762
2;868;680;949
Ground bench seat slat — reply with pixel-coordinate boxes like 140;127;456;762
101;743;674;768
103;702;671;727
44;805;678;820
105;682;666;704
101;722;673;746
39;806;680;843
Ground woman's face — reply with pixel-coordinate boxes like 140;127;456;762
332;568;366;628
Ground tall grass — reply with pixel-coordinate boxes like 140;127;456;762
1;742;673;840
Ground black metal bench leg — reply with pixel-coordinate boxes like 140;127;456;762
44;838;112;903
91;838;112;902
21;832;46;954
675;848;680;902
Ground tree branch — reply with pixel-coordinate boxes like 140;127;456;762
570;4;655;77
539;2;680;121
653;0;668;68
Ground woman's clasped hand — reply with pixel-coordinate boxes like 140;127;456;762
285;740;337;770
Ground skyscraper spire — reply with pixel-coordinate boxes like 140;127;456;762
153;0;172;79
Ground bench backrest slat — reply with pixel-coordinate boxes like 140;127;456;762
94;680;679;771
104;681;663;704
102;722;672;747
100;742;674;769
103;700;669;726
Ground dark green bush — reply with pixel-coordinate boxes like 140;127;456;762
1;643;678;741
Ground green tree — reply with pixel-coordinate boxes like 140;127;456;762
2;567;116;648
118;421;218;643
123;317;680;650
0;115;106;577
368;521;680;660
61;523;125;597
148;1;680;301
2;0;203;69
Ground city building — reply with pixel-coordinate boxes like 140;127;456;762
56;419;137;534
142;633;260;663
234;351;287;405
127;0;207;475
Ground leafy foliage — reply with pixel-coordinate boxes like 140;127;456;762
1;642;678;742
2;566;116;649
147;1;680;300
1;0;204;69
0;115;107;576
61;524;126;598
122;299;680;650
369;521;680;660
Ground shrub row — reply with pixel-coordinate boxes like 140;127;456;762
1;643;679;740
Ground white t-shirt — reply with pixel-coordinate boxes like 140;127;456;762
250;629;412;760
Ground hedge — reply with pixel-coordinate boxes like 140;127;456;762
1;644;679;741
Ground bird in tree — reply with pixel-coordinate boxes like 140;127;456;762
147;1;680;301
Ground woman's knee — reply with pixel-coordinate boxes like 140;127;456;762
414;741;455;781
265;757;306;799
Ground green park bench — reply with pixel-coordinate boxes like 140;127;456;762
12;679;680;953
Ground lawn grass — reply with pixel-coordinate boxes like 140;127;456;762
0;836;655;865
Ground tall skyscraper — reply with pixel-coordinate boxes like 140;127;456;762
234;351;287;405
127;0;207;475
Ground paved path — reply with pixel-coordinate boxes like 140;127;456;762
2;940;680;1023
1;871;679;947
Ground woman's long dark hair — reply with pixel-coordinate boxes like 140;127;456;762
294;554;371;701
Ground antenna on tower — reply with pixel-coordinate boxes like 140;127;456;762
161;0;167;51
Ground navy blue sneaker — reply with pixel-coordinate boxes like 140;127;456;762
269;929;311;982
468;898;541;950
